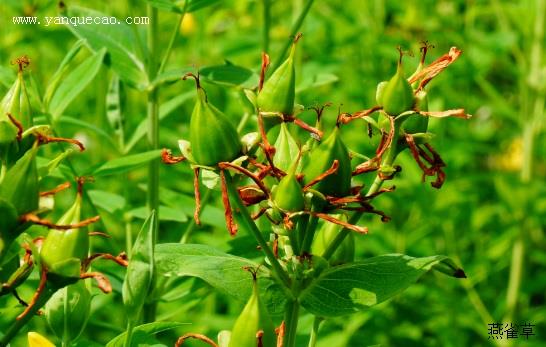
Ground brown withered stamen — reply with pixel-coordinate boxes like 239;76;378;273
20;214;100;230
80;272;112;293
283;214;294;230
303;160;339;190
258;113;276;158
16;267;47;320
353;115;395;176
284;115;323;139
11;55;30;72
39;181;71;197
405;134;434;177
161;148;186;164
220;170;238;236
37;134;85;151
219;162;270;197
259;52;270;91
257;330;265;347
339;105;383;124
88;231;110;238
276;321;286;347
309;102;332;123
311;212;368;234
6;113;24;140
408;47;462;91
252;207;268;220
175;333;219;347
272;235;279;258
82;252;128;271
193;168;202;225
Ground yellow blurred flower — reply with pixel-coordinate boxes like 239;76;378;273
28;332;55;347
180;13;196;36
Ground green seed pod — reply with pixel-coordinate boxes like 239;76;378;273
188;81;241;166
0;198;18;260
303;127;351;197
1;66;32;130
257;43;296;115
40;192;87;286
45;280;91;345
312;216;355;266
0;145;39;215
401;90;429;134
375;81;388;106
273;170;304;212
380;53;414;116
228;278;276;347
273;123;299;172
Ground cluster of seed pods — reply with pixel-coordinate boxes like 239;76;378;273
164;36;471;347
0;57;127;346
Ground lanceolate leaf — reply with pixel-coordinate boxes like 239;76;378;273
300;254;465;317
200;63;259;89
65;6;148;90
91;150;162;177
155;243;267;301
48;48;106;120
122;211;155;321
106;321;186;347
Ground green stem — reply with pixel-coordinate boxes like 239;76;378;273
295;214;309;254
124;320;135;347
0;287;55;347
262;0;271;53
308;316;323;347
300;215;318;254
322;122;399;260
224;172;292;290
272;0;315;69
283;299;300;347
503;0;544;327
143;4;160;323
157;3;188;77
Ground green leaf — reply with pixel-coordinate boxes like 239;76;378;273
128;205;188;223
300;254;465;317
106;74;125;150
65;6;148;90
91;150;162;177
88;190;126;213
296;72;338;93
0;65;16;89
155;243;266;301
106;321;186;347
200;63;259;89
123;211;155;322
54;115;119;149
44;39;85;106
146;0;222;13
48;48;106;120
124;91;193;153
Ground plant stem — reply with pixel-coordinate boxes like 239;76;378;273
283;299;300;347
262;0;271;53
308;316;323;347
322;122;399;260
272;0;315;70
157;2;188;77
224;172;292;290
124;320;135;347
0;287;55;347
143;4;160;324
300;215;318;254
503;0;544;327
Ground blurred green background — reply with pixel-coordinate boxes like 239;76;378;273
1;0;545;346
